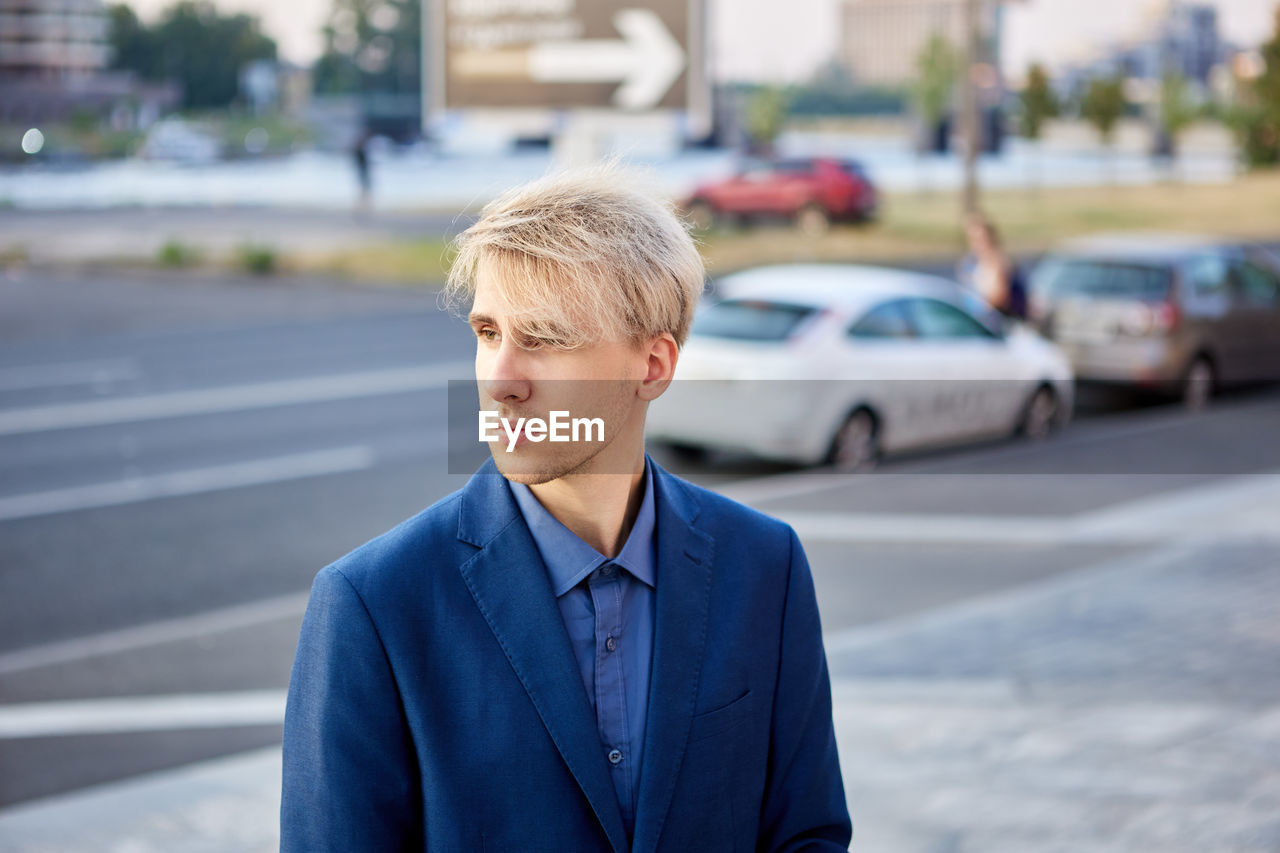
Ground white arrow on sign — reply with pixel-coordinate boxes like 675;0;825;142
528;9;686;110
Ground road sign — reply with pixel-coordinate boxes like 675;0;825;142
429;0;707;117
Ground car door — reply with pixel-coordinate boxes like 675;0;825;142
714;160;771;213
835;298;933;452
1180;251;1242;380
1230;254;1280;381
902;297;1021;444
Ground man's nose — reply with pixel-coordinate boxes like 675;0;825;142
480;340;532;405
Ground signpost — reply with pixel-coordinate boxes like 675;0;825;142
425;0;709;160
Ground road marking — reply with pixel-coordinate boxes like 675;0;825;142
0;691;287;739
0;358;140;392
0;361;470;436
0;446;377;523
4;469;1275;678
0;591;310;676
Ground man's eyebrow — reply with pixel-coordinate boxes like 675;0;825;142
467;312;496;326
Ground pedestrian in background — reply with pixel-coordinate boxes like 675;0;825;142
958;211;1027;320
351;126;374;216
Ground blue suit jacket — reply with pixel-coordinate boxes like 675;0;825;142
281;456;851;852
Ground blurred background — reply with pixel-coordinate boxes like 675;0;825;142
2;0;1280;850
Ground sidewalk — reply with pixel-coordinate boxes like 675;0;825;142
2;536;1277;851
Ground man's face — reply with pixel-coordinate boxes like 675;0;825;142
468;271;651;484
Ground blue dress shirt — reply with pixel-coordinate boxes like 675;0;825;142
508;462;656;840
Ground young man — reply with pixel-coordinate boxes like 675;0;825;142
281;167;852;852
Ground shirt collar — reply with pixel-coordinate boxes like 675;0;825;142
508;460;657;597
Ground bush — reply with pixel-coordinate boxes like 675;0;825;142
237;243;277;275
156;239;200;267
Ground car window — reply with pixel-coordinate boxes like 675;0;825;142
774;159;813;175
1185;253;1230;296
1032;258;1173;300
691;299;819;342
907;298;998;339
848;300;915;339
1232;261;1280;307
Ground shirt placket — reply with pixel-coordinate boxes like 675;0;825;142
588;562;634;833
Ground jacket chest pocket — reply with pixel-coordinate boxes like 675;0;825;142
688;689;752;744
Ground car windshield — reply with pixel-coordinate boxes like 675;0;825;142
1032;258;1173;300
691;299;818;342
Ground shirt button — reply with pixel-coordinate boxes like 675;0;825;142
600;564;615;577
607;749;623;765
605;635;617;652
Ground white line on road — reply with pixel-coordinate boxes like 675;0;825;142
0;446;377;523
0;690;287;739
0;591;310;676
0;358;140;392
5;468;1277;679
0;361;471;436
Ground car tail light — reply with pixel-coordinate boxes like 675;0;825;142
1153;299;1180;333
1120;300;1180;337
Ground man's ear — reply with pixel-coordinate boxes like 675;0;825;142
637;334;678;402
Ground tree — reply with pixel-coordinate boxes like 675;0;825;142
106;1;277;110
1230;6;1280;167
911;32;958;151
1158;71;1196;158
743;86;789;155
106;4;160;79
1019;63;1058;140
313;0;421;96
1081;73;1126;145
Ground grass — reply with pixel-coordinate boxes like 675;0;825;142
280;170;1280;286
289;238;456;286
700;169;1280;275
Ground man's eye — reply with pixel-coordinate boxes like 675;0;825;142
476;328;499;343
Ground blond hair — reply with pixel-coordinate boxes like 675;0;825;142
445;163;705;350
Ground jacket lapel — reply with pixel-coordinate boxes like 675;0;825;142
631;459;715;853
456;460;630;853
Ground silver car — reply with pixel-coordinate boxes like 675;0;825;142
1028;234;1280;408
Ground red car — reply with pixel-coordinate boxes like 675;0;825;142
684;157;878;234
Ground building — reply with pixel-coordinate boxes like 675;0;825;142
0;0;110;78
838;0;1002;88
0;0;178;127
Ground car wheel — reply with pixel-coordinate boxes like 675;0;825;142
795;203;830;237
827;410;878;472
686;200;715;231
1019;385;1059;440
1182;356;1214;411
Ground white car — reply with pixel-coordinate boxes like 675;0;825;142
647;264;1075;470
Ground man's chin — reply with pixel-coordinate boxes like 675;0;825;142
489;447;589;485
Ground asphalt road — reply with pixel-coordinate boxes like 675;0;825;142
1;266;1277;807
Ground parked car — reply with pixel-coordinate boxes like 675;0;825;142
647;264;1074;471
1028;234;1280;408
683;157;878;235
